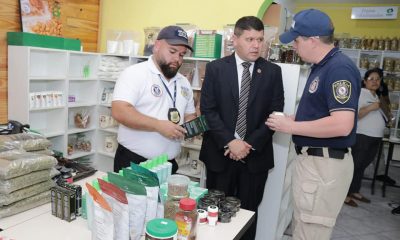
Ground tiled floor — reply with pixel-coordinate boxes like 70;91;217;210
283;158;400;240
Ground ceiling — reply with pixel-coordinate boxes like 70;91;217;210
294;0;400;3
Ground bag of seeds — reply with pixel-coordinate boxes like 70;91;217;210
0;133;52;152
122;168;160;234
0;179;54;206
86;183;114;240
0;169;52;194
108;172;147;240
98;178;129;240
0;153;57;179
0;190;50;218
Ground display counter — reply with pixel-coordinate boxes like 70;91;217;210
0;172;254;240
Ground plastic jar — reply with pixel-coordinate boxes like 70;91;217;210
167;175;190;198
165;195;185;220
145;218;178;240
175;198;198;240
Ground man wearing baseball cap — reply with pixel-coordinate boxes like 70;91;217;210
112;25;196;173
266;9;361;240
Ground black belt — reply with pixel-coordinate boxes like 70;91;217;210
295;146;349;160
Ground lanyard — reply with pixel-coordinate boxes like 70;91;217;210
158;75;177;108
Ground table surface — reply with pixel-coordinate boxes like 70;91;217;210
0;172;255;240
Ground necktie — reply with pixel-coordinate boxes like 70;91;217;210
236;62;251;139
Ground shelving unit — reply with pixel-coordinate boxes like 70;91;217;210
8;46;216;174
341;48;400;139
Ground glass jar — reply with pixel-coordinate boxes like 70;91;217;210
279;46;287;63
285;46;295;63
175;198;198;240
268;43;281;62
359;56;369;69
391;37;399;51
143;27;160;56
378;38;385;50
361;37;368;50
394;59;400;72
371;38;379;50
383;58;395;72
384;37;391;51
351;37;361;49
368;56;380;69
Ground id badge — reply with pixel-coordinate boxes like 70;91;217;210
168;108;181;124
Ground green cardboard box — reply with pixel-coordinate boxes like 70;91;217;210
193;31;222;59
7;32;81;51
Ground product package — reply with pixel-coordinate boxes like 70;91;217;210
99;179;129;240
108;172;147;240
181;115;209;139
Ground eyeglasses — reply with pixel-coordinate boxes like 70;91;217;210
367;77;381;82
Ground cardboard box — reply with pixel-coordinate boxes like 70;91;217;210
7;32;81;51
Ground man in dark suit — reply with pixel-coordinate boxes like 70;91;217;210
200;16;284;240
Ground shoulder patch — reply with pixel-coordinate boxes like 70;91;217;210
181;86;190;99
332;80;351;104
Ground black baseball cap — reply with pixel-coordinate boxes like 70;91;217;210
157;25;193;51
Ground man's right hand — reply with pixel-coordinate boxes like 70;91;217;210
156;120;186;140
226;139;252;160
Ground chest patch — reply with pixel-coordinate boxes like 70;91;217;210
308;77;319;93
332;80;351;104
181;86;190;99
151;84;163;97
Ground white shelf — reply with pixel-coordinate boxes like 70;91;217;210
30;106;65;111
99;103;112;107
68;77;98;81
99;79;117;83
67;150;95;159
68;102;97;108
67;127;96;135
98;150;116;158
176;164;201;179
35;129;65;138
29;76;66;80
181;141;201;150
99;127;118;133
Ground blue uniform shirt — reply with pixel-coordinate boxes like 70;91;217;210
293;47;361;148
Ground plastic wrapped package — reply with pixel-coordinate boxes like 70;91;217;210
29;148;55;156
0;179;55;206
0;169;52;194
0;133;51;152
0;190;51;218
0;148;53;159
0;149;27;158
0;153;57;180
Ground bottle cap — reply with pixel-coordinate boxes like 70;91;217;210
179;198;196;211
146;218;177;238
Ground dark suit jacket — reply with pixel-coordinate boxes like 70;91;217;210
199;54;284;173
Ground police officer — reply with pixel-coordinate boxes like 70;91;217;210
266;9;361;240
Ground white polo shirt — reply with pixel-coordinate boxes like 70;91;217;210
113;56;196;159
356;88;385;138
